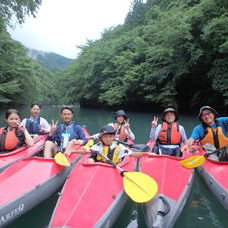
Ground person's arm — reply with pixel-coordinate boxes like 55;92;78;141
124;128;135;141
39;118;51;133
123;120;135;141
150;125;161;141
74;125;88;145
181;124;203;151
181;138;195;151
150;117;159;140
179;126;188;143
23;129;34;146
17;122;34;147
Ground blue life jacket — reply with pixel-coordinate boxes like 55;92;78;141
58;122;83;150
25;116;41;134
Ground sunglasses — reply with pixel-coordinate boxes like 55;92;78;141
61;105;74;113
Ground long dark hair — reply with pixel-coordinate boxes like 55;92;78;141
5;109;20;119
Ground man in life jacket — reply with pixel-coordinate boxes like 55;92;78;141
182;106;228;160
87;125;133;164
150;108;187;156
43;106;87;158
108;110;135;143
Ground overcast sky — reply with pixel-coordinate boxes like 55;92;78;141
9;0;133;59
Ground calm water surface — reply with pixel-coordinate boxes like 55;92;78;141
0;105;227;227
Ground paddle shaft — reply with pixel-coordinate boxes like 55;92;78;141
95;151;124;173
114;139;145;150
96;151;154;197
204;150;219;157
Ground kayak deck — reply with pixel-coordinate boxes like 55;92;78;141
0;151;82;226
0;135;47;172
140;152;194;227
49;155;137;228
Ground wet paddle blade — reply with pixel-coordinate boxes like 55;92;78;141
123;172;158;203
54;152;71;167
180;155;206;168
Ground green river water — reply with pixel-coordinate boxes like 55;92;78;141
0;105;227;228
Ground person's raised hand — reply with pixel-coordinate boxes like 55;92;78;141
151;117;158;128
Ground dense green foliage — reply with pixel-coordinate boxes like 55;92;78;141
56;0;228;112
0;0;41;28
28;49;74;72
0;0;57;105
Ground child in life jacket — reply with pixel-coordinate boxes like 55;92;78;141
0;109;34;152
87;125;151;164
87;125;133;164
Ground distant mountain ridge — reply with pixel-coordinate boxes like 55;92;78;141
27;49;74;72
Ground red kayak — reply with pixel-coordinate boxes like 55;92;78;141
49;155;137;228
193;146;228;211
0;151;82;226
0;135;47;172
140;141;194;227
0;128;90;226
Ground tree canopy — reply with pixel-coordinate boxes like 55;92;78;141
0;0;56;106
55;0;228;113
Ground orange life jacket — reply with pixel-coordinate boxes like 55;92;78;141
158;122;182;145
113;123;127;141
0;128;20;151
201;121;228;149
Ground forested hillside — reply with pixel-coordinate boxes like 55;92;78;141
55;0;228;113
27;49;74;72
0;0;57;105
0;0;227;112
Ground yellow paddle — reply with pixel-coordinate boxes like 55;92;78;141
180;147;219;168
83;139;94;149
54;139;94;166
96;151;158;203
180;155;206;168
54;152;71;167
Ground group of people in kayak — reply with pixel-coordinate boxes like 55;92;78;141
1;104;228;162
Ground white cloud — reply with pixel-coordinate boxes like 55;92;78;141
9;0;132;58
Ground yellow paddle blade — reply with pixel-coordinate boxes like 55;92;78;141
54;152;71;167
123;172;158;203
180;155;206;168
84;139;94;149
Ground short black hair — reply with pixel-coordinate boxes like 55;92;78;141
31;104;41;109
61;105;74;113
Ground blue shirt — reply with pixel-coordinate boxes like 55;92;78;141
190;117;228;140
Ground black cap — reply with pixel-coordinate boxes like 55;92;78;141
197;106;218;121
99;125;116;136
162;108;179;121
115;110;128;120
